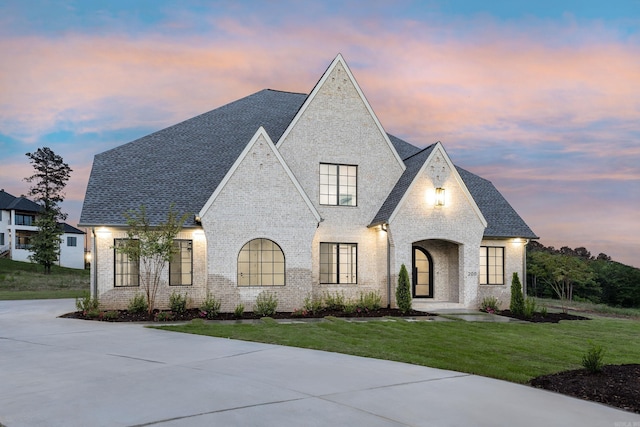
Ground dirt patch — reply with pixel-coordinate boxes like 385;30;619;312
531;364;640;414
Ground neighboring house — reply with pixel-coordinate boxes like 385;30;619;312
0;189;86;269
79;54;537;311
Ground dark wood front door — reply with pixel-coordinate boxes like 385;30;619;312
412;246;433;298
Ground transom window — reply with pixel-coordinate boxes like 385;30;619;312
479;246;504;285
237;239;285;286
320;243;357;284
114;239;139;287
170;240;193;286
319;163;357;206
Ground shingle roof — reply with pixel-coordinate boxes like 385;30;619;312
59;223;85;234
80;89;536;239
79;89;308;227
0;190;42;213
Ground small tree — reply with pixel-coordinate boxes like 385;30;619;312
115;205;189;316
24;147;72;274
510;272;525;315
396;264;412;314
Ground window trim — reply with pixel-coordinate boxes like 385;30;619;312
237;238;286;287
479;246;505;285
319;163;358;207
114;239;140;287
67;236;77;247
319;242;358;284
169;239;193;286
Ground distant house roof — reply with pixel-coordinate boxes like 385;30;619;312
59;223;85;234
0;190;42;213
79;90;536;239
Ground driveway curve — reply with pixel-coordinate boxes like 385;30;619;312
1;299;638;427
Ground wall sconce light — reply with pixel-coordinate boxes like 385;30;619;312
380;223;388;232
435;187;445;206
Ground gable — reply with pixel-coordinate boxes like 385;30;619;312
199;127;320;223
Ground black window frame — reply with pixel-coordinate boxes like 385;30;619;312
15;213;36;226
169;239;193;286
479;246;505;285
319;242;358;284
319;163;358;206
237;238;286;287
114;238;140;287
67;236;77;247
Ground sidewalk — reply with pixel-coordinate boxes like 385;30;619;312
1;299;638;426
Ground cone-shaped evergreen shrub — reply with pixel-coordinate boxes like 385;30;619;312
510;272;525;315
396;264;412;314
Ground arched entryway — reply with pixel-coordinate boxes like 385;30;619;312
412;246;433;298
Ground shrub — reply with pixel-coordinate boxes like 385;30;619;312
396;264;412;314
540;305;548;317
75;292;99;313
323;292;345;311
480;296;500;314
343;301;357;315
523;298;537;319
234;304;245;318
103;310;119;321
85;308;101;319
303;296;323;314
200;292;221;319
358;291;382;312
169;291;188;314
128;293;148;314
510;272;525;316
582;342;606;373
155;311;174;322
254;292;278;317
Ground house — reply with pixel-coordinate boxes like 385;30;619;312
79;54;537;311
0;189;86;269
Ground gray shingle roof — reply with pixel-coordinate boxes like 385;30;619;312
79;89;307;227
60;223;85;234
80;89;536;239
0;190;42;213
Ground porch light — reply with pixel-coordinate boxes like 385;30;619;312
380;223;388;232
435;187;445;206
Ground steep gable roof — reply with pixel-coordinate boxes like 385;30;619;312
79;89;307;227
60;223;85;234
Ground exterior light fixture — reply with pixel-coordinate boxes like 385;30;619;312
381;223;388;232
435;187;445;206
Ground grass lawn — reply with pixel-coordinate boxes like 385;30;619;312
159;315;640;384
0;258;89;300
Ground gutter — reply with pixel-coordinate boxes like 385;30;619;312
91;228;97;299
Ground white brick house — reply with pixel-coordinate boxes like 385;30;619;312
79;55;537;311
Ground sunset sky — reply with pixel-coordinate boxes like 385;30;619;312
1;0;639;267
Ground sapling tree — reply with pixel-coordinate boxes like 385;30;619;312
510;272;525;315
24;147;72;274
396;264;412;314
115;205;189;316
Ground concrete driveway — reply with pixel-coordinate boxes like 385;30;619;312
1;299;638;427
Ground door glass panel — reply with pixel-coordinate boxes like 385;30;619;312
413;247;432;297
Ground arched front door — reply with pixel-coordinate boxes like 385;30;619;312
412;246;433;298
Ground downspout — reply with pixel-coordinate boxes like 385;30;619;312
523;239;529;297
91;228;97;299
386;225;391;309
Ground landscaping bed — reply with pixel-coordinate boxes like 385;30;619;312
496;309;590;323
531;364;640;414
60;307;431;322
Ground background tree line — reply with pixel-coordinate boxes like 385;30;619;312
527;241;640;308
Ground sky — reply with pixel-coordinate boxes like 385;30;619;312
1;0;639;267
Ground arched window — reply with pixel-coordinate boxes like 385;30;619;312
237;239;285;286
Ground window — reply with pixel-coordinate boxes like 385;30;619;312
67;236;77;247
319;163;357;206
0;233;4;246
170;240;193;286
15;231;35;249
237;239;285;286
15;214;35;226
114;239;139;287
320;243;357;284
480;246;504;285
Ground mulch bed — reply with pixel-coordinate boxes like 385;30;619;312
60;307;431;322
495;309;590;323
531;364;640;414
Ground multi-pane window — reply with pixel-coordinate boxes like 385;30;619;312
67;236;77;247
170;240;193;286
114;239;139;287
320;243;357;284
319;163;357;206
237;239;285;286
15;214;35;226
0;233;4;246
479;246;504;285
